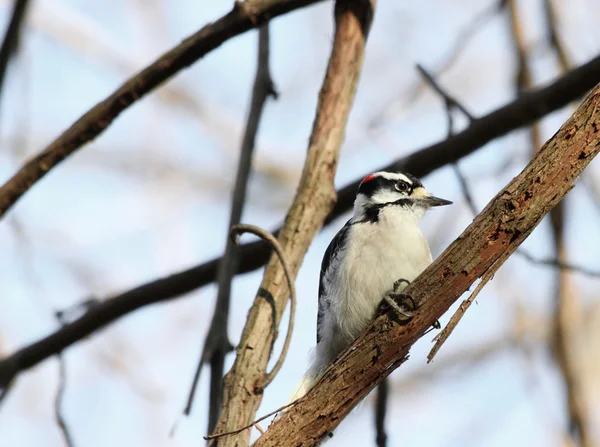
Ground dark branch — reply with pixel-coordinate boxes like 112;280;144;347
0;0;324;220
369;0;507;128
182;24;277;431
54;355;74;447
374;377;388;447
2;54;600;401
416;63;474;123
0;0;30;105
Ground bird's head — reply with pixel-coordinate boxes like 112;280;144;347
353;171;452;221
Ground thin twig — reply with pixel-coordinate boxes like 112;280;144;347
543;0;570;72
54;354;74;447
374;377;388;447
0;0;30;105
53;313;74;447
416;63;475;122
182;23;277;432
417;64;479;220
2;55;600;404
0;0;324;220
230;224;296;388
515;250;600;278
369;0;506;129
452;164;478;215
428;270;495;362
205;400;299;441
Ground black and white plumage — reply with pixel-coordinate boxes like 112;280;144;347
288;171;452;403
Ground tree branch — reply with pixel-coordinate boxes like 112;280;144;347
1;53;600;403
54;354;74;447
252;83;600;447
542;2;593;446
374;377;388;447
0;0;325;220
0;0;30;105
208;1;375;444
181;23;277;432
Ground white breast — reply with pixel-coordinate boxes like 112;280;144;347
315;206;432;371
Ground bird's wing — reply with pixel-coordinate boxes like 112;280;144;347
317;219;353;344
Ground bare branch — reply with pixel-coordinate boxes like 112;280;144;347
428;269;494;362
0;0;30;105
252;82;600;447
544;0;571;72
1;54;600;402
208;1;375;444
369;0;507;128
374;377;388;447
54;354;74;447
182;23;277;431
0;0;325;220
416;63;474;123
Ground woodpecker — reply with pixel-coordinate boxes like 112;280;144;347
288;170;452;404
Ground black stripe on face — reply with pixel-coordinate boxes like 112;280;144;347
357;175;389;197
357;173;421;197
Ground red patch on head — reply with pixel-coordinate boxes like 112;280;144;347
360;174;376;184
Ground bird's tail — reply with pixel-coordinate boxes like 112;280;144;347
287;369;320;404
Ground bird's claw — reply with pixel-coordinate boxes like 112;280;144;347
393;278;411;293
381;292;416;321
381;278;442;333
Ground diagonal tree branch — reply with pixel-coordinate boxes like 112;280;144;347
0;0;325;219
208;0;375;444
252;83;600;447
181;23;277;433
1;53;600;404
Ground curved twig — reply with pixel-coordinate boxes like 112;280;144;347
204;399;299;441
230;224;296;388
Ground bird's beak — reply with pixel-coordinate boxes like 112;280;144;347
412;186;453;207
423;195;453;207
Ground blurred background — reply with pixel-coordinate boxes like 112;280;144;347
0;0;600;446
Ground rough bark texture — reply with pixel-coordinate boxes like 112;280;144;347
252;84;600;447
0;0;325;220
208;1;375;445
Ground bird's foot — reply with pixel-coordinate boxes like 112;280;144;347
380;278;416;322
392;278;411;293
381;278;442;331
381;292;416;321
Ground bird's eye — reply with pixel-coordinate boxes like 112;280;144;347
395;181;410;193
